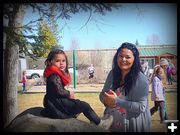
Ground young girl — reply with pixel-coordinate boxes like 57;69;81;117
150;65;165;123
22;70;27;93
42;49;113;130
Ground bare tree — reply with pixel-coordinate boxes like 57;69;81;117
69;38;80;50
146;33;161;45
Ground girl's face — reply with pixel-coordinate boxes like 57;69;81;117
158;67;164;76
51;53;66;71
117;48;135;72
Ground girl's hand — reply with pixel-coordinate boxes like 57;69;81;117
155;97;159;101
104;90;117;108
69;90;75;99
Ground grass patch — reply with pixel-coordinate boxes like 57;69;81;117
18;92;177;132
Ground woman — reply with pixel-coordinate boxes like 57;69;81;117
99;42;151;132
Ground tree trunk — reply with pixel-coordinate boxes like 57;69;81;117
3;4;26;127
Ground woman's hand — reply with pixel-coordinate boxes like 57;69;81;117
104;90;117;108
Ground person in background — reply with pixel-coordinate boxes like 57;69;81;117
166;60;176;85
99;42;151;132
140;59;149;76
159;59;170;121
41;49;113;130
140;59;152;84
88;64;95;79
160;58;169;86
22;70;27;93
150;65;166;123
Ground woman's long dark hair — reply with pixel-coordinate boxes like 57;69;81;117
112;42;142;95
44;49;69;74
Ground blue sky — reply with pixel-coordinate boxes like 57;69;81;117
23;3;177;51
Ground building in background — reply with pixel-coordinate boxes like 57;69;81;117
18;45;177;83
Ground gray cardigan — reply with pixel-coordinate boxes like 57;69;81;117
99;70;151;132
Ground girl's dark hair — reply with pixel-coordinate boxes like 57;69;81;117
45;49;69;74
112;42;142;95
155;67;161;75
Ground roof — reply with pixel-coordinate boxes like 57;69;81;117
72;45;177;57
138;45;177;56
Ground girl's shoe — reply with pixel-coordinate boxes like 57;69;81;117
98;115;113;130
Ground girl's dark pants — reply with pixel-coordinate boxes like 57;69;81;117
150;101;165;122
66;99;101;125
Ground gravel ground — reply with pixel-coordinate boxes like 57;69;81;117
18;78;177;93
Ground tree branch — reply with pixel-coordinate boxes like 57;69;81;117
78;10;92;31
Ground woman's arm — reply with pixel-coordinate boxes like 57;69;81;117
105;73;149;113
116;79;149;113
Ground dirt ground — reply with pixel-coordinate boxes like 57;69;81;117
19;78;177;92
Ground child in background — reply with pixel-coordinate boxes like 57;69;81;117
150;65;165;123
88;64;95;79
22;70;27;93
41;49;113;130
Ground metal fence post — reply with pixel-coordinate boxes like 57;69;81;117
73;50;76;89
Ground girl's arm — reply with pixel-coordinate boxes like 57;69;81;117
152;77;158;98
49;74;70;98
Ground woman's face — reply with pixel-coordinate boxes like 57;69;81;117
117;48;135;72
51;53;67;71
